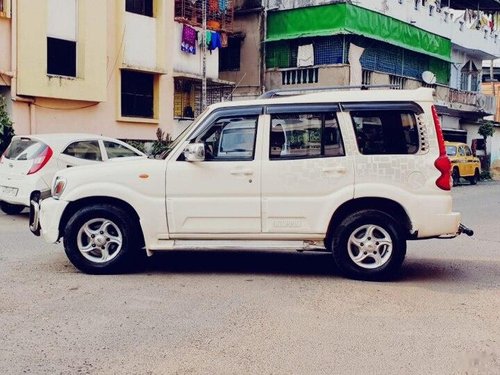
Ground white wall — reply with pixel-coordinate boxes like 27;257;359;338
172;22;219;79
123;12;157;70
441;115;460;130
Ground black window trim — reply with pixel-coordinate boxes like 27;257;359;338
185;107;264;162
268;110;345;161
341;101;424;114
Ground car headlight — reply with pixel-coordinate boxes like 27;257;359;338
52;177;67;199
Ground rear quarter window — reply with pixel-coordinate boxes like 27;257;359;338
351;110;420;155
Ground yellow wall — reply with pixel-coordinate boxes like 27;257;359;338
16;0;107;102
481;82;500;122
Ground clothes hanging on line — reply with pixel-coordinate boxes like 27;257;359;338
181;24;197;55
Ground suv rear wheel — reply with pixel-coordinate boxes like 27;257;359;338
332;209;406;281
63;204;142;274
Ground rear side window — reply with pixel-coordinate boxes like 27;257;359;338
63;141;102;161
4;139;47;160
351;111;419;155
103;141;141;159
270;112;344;159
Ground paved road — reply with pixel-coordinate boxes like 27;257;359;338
1;182;499;375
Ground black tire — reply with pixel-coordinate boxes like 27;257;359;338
331;209;407;281
63;204;143;274
452;168;460;187
468;169;479;185
0;201;25;215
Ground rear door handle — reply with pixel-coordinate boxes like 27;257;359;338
230;169;254;176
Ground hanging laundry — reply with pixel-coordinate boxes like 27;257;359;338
181;24;197;55
205;30;212;48
297;44;314;67
219;0;227;12
209;32;222;52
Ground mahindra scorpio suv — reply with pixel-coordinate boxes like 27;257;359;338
30;88;465;280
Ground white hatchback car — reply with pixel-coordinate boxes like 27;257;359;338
30;89;472;280
0;133;145;215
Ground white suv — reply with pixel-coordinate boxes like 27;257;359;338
30;88;467;280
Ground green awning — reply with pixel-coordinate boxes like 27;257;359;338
266;3;452;62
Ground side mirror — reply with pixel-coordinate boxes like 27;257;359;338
183;143;205;162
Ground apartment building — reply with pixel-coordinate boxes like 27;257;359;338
0;0;235;140
221;0;500;154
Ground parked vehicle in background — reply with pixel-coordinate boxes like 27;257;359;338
30;88;471;281
445;141;481;186
0;134;145;215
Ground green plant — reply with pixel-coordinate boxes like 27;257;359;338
151;128;172;157
478;120;496;174
0;96;14;155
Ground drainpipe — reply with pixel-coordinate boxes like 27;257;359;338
9;0;36;134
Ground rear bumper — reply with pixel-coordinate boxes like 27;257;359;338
35;198;68;243
415;211;461;238
0;178;49;207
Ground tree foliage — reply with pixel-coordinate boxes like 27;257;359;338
0;96;15;155
478;120;495;140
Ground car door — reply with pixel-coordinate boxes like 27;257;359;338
457;145;468;176
57;140;103;168
261;104;355;234
166;107;263;235
463;145;475;176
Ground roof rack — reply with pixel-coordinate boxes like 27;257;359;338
259;84;401;99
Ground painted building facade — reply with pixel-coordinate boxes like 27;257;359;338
0;0;234;140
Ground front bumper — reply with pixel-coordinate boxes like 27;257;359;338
30;197;68;243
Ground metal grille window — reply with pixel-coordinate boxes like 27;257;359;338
126;0;153;17
314;36;345;65
121;70;155;118
174;0;234;32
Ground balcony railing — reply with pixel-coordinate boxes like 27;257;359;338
175;0;234;32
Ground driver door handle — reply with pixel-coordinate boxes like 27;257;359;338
322;166;347;174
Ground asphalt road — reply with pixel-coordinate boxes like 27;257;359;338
1;182;499;375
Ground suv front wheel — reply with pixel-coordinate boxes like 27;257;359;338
63;204;142;274
332;210;406;281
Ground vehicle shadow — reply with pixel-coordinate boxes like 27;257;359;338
142;250;338;277
140;251;499;286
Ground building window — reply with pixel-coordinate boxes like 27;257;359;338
126;0;153;17
47;37;77;77
121;70;155;118
0;0;4;13
174;79;195;118
219;37;241;72
460;61;480;92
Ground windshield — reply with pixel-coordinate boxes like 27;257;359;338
4;138;47;161
446;145;457;156
159;107;211;159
